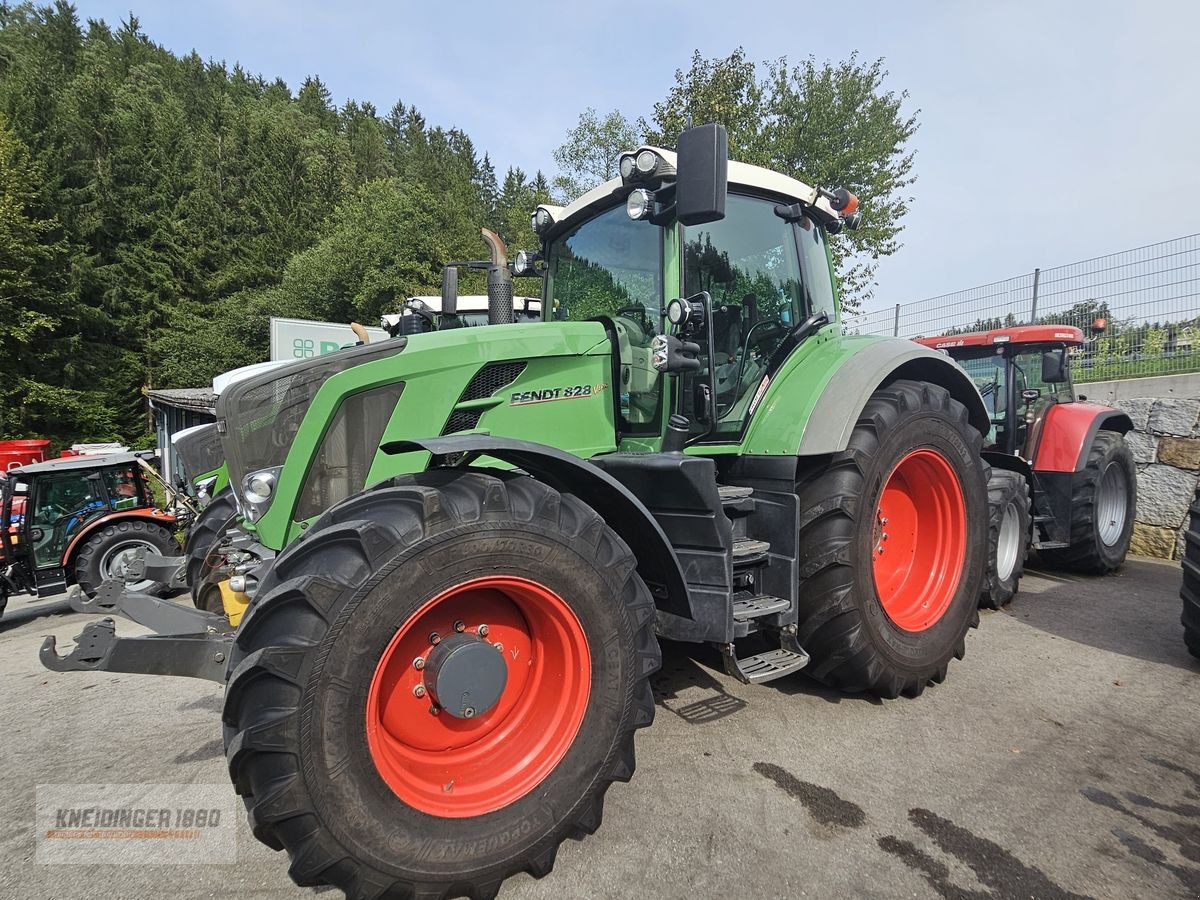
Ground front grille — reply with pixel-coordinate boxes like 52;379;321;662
440;362;527;435
460;362;527;402
443;409;483;434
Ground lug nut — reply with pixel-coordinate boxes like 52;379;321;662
494;643;504;653
413;656;425;671
429;704;440;716
478;624;489;637
428;632;441;645
463;707;476;719
413;684;426;698
453;620;466;633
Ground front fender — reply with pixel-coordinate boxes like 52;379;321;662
62;510;178;567
742;331;990;457
382;434;690;617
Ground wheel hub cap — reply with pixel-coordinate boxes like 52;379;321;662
424;633;508;719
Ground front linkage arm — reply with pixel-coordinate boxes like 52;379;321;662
39;559;234;684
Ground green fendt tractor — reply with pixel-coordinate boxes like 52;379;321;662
43;125;991;898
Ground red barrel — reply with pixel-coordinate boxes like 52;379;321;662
0;438;51;471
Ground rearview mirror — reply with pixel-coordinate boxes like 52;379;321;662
1041;350;1068;383
441;265;458;316
675;123;727;226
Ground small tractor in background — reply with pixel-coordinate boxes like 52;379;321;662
43;124;999;898
1;452;188;618
917;325;1136;608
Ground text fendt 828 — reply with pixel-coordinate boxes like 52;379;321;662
43;124;994;899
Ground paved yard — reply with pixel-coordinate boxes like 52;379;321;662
0;558;1196;899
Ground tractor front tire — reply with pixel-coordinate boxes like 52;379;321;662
1039;431;1135;574
184;489;238;614
73;520;180;598
223;470;660;899
979;470;1031;610
1182;484;1200;659
794;379;988;698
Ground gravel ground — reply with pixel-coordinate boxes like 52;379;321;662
0;557;1196;899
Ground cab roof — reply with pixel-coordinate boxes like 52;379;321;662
916;325;1085;351
5;452;145;476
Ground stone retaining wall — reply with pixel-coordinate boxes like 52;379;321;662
1109;397;1200;559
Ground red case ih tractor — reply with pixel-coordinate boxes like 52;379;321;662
1;452;186;617
917;325;1136;607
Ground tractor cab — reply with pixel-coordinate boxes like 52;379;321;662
0;453;182;605
533;133;850;445
917;325;1083;460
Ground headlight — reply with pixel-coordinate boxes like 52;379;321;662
666;298;689;326
245;470;276;504
651;334;669;372
194;475;218;507
531;207;554;234
513;249;541;276
626;188;655;221
240;467;281;522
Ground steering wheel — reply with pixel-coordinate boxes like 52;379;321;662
733;319;788;393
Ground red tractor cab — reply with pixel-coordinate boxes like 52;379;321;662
0;452;186;618
917;325;1136;607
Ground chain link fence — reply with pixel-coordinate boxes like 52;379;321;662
844;234;1200;383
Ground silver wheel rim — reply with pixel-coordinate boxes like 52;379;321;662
1096;463;1128;547
996;500;1021;582
99;539;159;592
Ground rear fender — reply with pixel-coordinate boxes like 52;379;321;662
61;510;178;568
773;337;990;457
382;435;691;619
1031;404;1133;473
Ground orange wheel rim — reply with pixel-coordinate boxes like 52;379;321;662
871;449;967;632
366;575;591;818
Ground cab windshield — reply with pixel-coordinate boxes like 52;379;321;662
544;204;664;431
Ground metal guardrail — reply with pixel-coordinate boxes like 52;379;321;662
844;234;1200;383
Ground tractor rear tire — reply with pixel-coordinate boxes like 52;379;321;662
73;520;180;598
1182;484;1200;659
979;470;1031;610
793;379;988;698
222;469;660;899
1039;431;1135;574
184;489;238;614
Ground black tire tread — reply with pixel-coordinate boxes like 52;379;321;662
1182;486;1200;659
72;519;179;598
794;379;986;698
223;469;660;899
979;470;1031;610
184;489;238;612
1040;431;1135;574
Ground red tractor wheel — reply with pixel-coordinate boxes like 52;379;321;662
1040;431;1135;574
223;470;660;898
794;379;988;698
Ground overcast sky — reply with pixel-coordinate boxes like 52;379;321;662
75;0;1200;312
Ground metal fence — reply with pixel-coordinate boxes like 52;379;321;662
844;234;1200;383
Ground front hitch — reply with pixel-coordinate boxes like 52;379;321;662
40;567;234;682
40;620;230;683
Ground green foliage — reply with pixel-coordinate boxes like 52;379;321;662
0;3;530;445
643;49;919;315
551;108;639;202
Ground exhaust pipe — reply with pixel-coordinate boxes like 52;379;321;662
481;228;514;326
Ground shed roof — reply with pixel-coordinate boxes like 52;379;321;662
147;387;217;414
